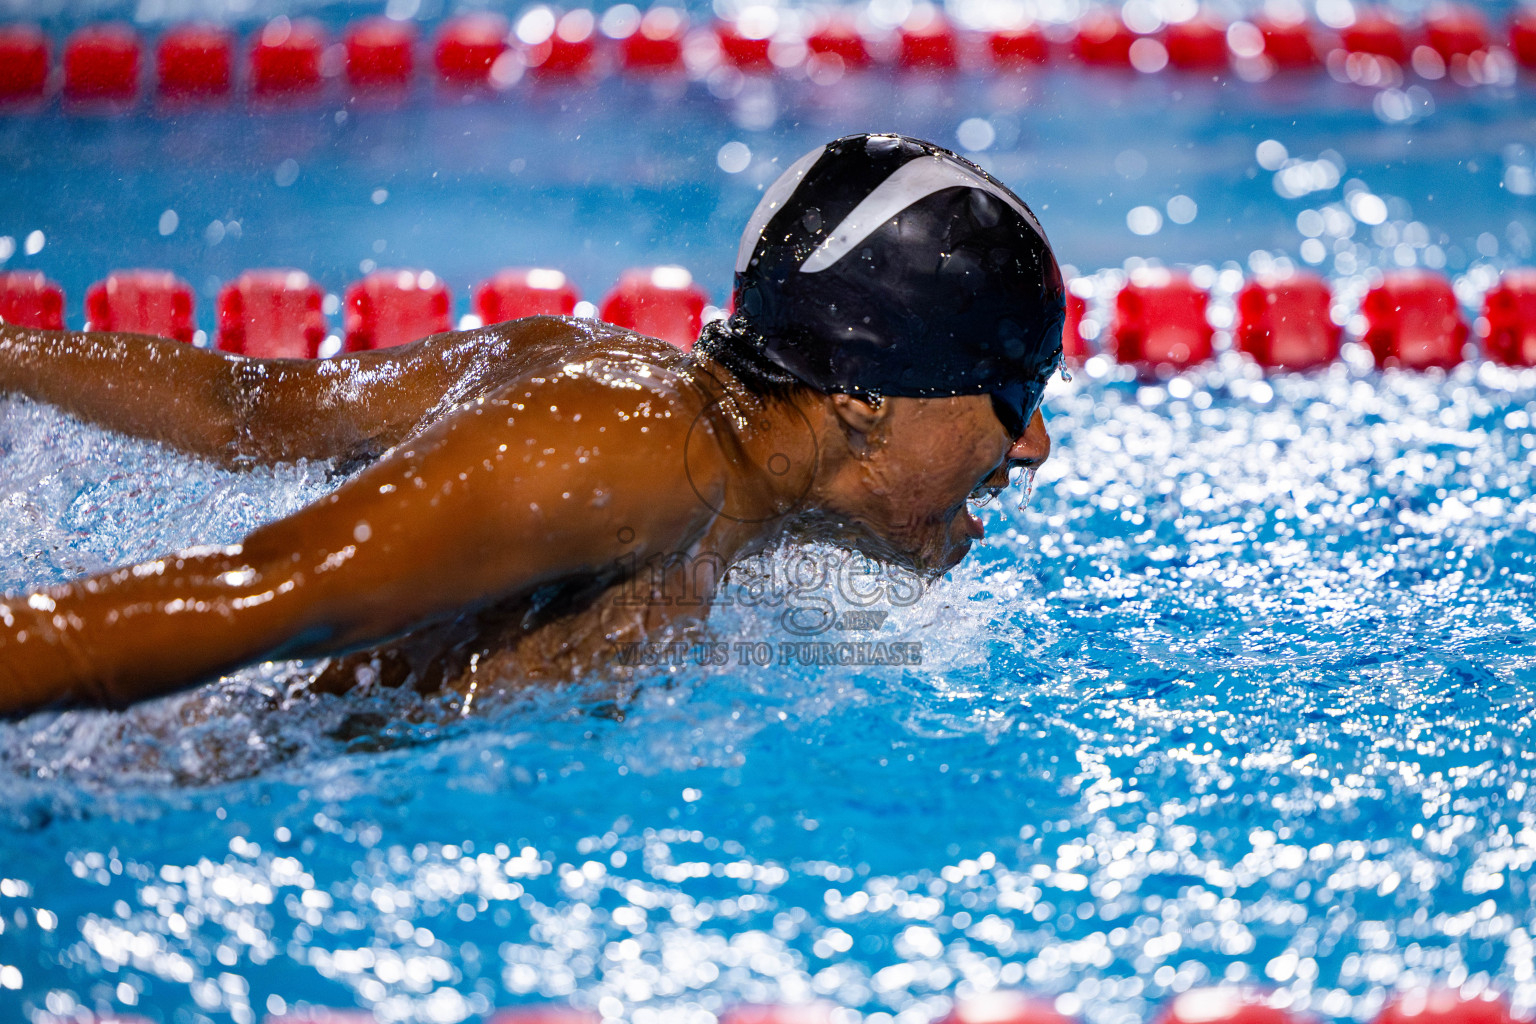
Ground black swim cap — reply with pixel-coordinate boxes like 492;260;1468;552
728;133;1065;437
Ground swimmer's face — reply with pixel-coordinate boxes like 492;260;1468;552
817;393;1050;575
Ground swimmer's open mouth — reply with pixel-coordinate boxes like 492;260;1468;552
966;484;1004;511
962;484;1004;538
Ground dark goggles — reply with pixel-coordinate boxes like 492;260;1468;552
990;377;1050;440
988;340;1063;438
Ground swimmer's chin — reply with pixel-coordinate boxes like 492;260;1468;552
907;506;986;577
935;512;981;573
788;514;973;580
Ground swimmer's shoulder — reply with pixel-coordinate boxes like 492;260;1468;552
473;315;709;411
475;314;673;357
460;320;724;548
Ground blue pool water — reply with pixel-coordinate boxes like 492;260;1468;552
4;13;1536;1024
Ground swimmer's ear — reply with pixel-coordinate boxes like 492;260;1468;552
827;393;890;436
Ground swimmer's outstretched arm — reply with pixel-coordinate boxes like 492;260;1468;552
0;372;710;715
0;318;583;467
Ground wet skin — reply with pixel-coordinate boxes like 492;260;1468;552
0;316;1050;715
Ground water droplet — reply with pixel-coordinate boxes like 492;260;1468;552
1015;466;1038;511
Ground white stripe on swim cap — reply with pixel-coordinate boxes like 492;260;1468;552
735;144;826;274
799;154;1047;274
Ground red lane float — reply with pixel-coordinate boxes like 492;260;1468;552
217;269;328;359
525;11;598;77
262;1011;375;1023
989;23;1050;68
1338;9;1410;62
64;24;142;102
345;269;451;351
475;268;580;324
0;24;50;99
84;270;195;344
1483;269;1536;366
718;1003;839;1024
1236;272;1340;371
345;18;416;89
18;7;1536;99
434;14;508;85
1154;988;1298;1024
157;24;234;98
1512;8;1536;67
1163;16;1229;71
1360;270;1468;370
1254;16;1319;69
942;991;1080;1024
1062;292;1090;363
899;9;960;71
0;271;65;330
1374;991;1518;1024
250;17;325;96
1423;5;1491;60
806;15;872;70
1111;272;1213;370
621;7;687;73
600;266;708;350
1073;11;1138;66
716;19;774;71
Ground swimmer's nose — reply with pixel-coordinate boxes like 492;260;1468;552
1007;411;1050;469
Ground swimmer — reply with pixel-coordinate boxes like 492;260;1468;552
0;133;1064;715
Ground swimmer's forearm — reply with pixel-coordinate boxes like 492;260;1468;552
0;452;555;713
0;548;315;714
0;322;264;463
0;318;619;468
0;322;432;466
0;520;552;715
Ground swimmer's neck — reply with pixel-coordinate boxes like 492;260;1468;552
681;350;885;563
681;350;832;544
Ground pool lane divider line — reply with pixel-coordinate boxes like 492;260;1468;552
0;4;1533;107
3;264;1534;373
